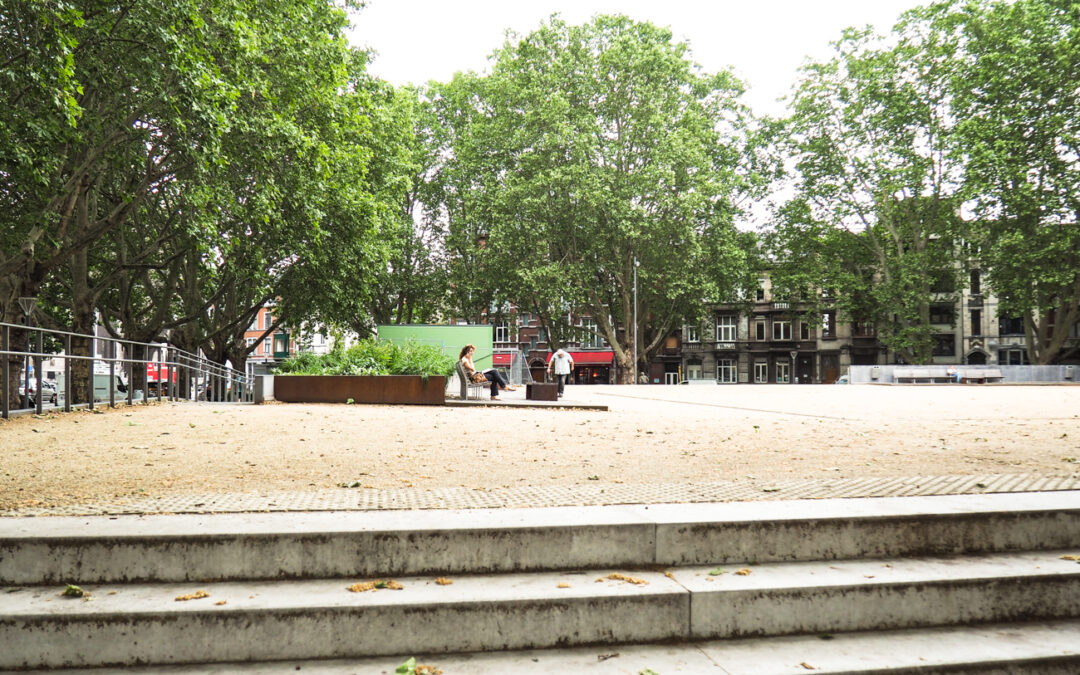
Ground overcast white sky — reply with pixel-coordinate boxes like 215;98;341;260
348;0;923;118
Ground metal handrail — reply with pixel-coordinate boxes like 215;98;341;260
0;320;253;418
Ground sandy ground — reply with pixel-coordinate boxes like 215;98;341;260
1;384;1079;512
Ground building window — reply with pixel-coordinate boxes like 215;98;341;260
686;364;703;380
494;324;510;343
519;313;531;325
853;321;875;337
262;338;271;355
263;312;273;329
998;349;1029;365
800;321;810;340
772;320;792;341
716;315;737;342
999;316;1024;335
537;327;547;343
775;360;790;383
970;270;981;295
970;309;982;336
581;318;601;348
755;319;766;341
929;303;954;325
822;311;836;339
932;334;956;357
717;359;736;383
754;362;768;383
685;325;699;343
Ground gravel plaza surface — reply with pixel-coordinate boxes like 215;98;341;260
1;383;1079;516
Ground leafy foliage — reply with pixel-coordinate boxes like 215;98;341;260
274;339;455;377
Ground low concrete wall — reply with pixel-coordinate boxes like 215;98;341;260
253;375;275;403
849;364;1076;384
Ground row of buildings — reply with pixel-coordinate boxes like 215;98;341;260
490;271;1078;385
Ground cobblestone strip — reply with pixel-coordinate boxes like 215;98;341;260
3;473;1079;517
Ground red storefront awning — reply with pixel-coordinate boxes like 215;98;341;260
546;351;614;366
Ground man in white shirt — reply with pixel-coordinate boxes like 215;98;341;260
548;349;574;397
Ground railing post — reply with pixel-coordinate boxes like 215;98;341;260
35;328;43;414
156;346;163;403
109;340;116;409
63;334;71;413
87;334;95;411
2;324;9;419
126;344;133;407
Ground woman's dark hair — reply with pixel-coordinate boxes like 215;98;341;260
459;344;475;360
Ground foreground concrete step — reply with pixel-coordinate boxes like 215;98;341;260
3;491;1078;584
21;621;1080;674
3;551;1078;670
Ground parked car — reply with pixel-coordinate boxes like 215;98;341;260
16;380;57;406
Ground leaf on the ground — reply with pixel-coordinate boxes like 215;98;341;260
1061;555;1080;561
557;582;571;588
587;475;600;480
763;487;781;493
188;423;196;428
597;573;648;585
175;590;209;601
598;653;620;661
415;666;443;675
348;579;403;592
395;657;416;674
434;577;452;585
734;568;752;576
800;662;816;670
61;584;85;598
708;568;727;576
214;600;227;605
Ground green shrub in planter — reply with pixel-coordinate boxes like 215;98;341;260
274;339;455;379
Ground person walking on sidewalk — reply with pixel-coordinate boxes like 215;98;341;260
548;348;574;398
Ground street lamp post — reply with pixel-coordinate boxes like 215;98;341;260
790;349;798;384
632;257;639;385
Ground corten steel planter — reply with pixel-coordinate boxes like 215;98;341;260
273;375;446;406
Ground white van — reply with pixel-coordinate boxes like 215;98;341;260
55;374;143;406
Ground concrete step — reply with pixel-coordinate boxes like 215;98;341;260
24;621;1080;674
3;491;1078;584
3;551;1078;670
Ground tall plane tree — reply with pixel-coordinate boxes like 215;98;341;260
472;16;756;381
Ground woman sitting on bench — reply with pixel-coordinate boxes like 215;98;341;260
459;344;515;400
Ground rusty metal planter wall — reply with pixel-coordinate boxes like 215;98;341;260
273;375;446;405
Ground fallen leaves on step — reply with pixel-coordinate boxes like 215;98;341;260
415;666;443;675
1061;554;1080;561
214;600;227;606
735;568;752;576
347;579;403;593
597;652;620;661
557;582;571;588
175;590;209;601
434;577;453;585
596;573;648;585
800;662;815;670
